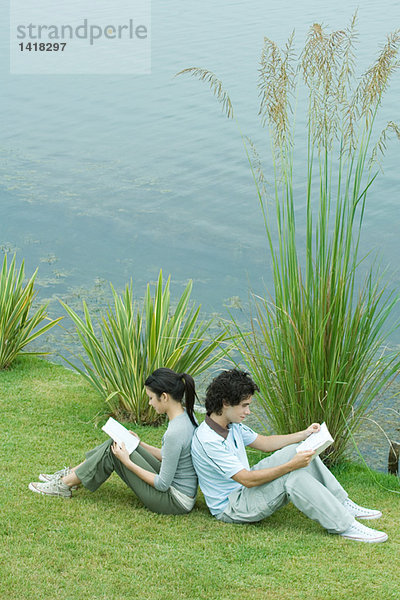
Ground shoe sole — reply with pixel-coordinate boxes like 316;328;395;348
28;482;72;498
341;533;388;543
355;513;382;520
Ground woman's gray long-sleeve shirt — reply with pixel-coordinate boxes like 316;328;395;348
153;411;198;497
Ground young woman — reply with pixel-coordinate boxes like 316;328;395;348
29;368;198;515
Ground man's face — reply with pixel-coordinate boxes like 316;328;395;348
223;395;252;424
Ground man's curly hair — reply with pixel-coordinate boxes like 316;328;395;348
205;369;259;415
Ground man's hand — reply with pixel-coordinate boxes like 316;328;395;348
289;450;315;470
302;423;320;440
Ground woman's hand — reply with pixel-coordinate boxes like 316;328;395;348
129;431;140;443
111;441;130;465
303;423;320;439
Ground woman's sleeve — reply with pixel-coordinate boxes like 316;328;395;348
153;432;183;492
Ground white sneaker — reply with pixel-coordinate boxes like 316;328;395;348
39;466;78;490
342;498;382;520
29;479;72;498
339;521;388;543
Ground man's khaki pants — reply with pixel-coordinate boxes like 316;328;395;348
217;443;354;533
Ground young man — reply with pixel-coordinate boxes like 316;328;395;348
191;369;388;543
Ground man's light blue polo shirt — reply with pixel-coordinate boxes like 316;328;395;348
191;416;258;515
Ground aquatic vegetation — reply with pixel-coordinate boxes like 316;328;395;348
178;16;400;463
61;270;228;424
0;254;62;369
40;253;58;265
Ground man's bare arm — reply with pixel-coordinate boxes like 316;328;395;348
249;423;320;453
232;450;315;488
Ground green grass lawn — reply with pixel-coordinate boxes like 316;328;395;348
1;357;400;600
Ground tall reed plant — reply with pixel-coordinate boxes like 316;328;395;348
0;254;62;369
62;271;227;424
178;17;400;463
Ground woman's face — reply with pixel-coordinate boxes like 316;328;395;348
145;386;166;414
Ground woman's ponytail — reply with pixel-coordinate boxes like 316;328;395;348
180;373;198;427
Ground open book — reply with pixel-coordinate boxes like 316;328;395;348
296;422;333;458
101;417;140;454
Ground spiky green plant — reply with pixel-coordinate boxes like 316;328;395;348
178;17;400;463
0;254;62;369
61;271;228;424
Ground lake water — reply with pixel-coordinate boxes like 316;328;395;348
1;0;400;471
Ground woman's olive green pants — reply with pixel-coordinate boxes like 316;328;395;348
75;439;188;515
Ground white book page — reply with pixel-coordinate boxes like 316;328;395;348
101;417;139;454
296;422;333;455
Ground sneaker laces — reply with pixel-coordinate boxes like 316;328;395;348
342;498;379;516
53;466;71;479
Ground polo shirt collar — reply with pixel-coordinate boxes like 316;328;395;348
205;415;229;440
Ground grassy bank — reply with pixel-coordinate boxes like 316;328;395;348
1;357;400;600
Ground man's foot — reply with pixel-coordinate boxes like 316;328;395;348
342;497;382;520
29;479;72;498
339;521;387;543
39;467;78;490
